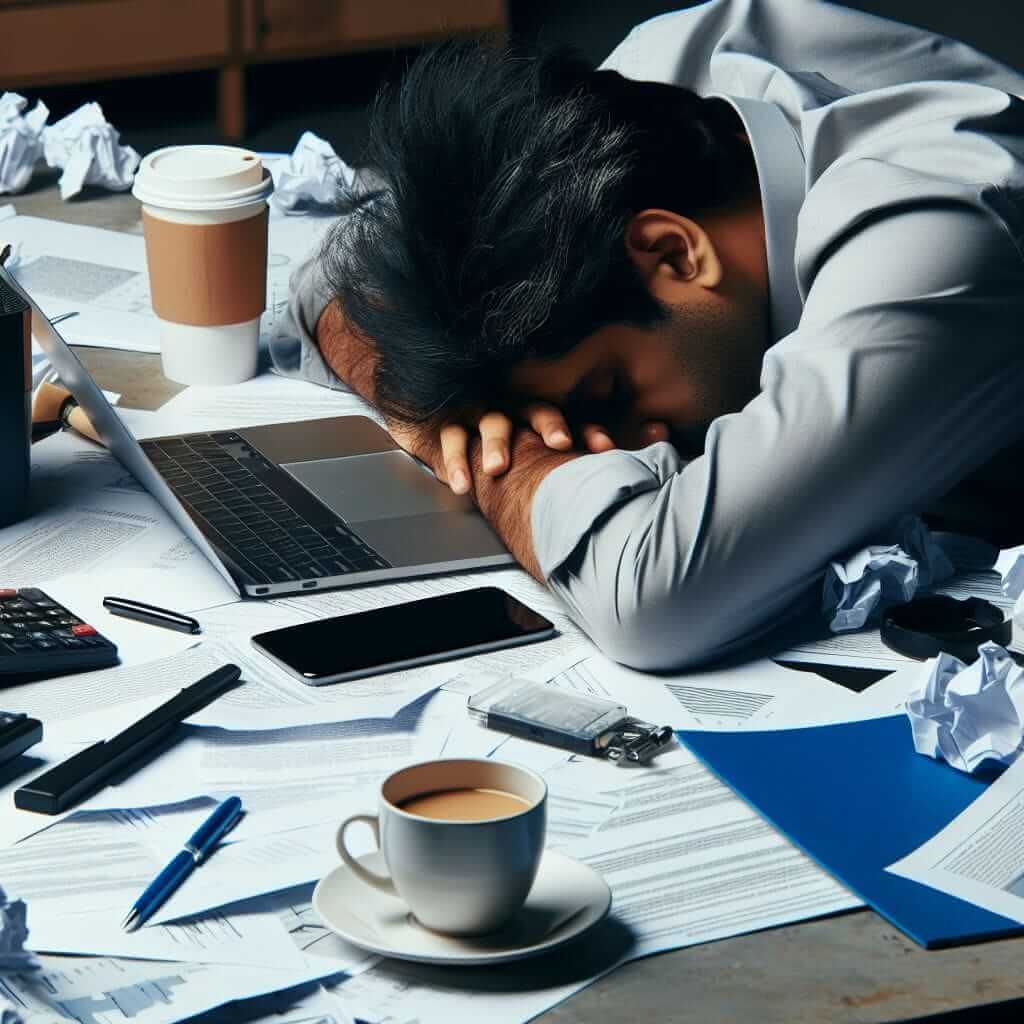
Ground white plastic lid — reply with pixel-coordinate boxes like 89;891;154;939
133;145;274;211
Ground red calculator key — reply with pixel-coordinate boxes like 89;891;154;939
72;624;98;637
0;589;16;599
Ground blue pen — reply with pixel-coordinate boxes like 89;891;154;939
121;796;244;932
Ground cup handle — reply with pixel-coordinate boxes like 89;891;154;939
337;814;397;895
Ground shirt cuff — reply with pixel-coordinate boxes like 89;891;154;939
531;444;679;578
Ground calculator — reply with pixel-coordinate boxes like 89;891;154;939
0;587;119;680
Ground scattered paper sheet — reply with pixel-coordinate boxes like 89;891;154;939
506;645;860;734
906;642;1024;774
822;516;954;633
887;748;1024;922
268;132;355;213
131;372;376;439
0;93;47;195
27;905;308;969
42;102;139;200
43;571;203;668
0;954;345;1024
1;211;335;353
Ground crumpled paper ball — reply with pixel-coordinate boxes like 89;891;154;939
42;102;139;200
270;130;356;213
906;641;1024;774
0;93;48;195
823;515;955;632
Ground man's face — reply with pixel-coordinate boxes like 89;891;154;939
507;290;766;455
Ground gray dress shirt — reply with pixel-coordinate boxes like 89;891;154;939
287;0;1024;671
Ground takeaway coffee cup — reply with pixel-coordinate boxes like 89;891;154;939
132;145;274;386
337;759;547;936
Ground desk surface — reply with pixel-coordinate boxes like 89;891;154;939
8;181;1024;1024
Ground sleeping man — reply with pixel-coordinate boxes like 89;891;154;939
284;0;1024;670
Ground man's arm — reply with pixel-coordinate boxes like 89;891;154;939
465;432;577;580
315;299;579;578
531;204;1024;671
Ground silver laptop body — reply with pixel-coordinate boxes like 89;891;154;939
6;266;512;598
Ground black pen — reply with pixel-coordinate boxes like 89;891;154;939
103;596;201;635
14;663;242;814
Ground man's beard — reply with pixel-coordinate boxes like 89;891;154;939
666;296;768;455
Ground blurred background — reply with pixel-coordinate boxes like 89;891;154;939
2;0;1022;166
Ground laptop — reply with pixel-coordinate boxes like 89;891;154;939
3;265;513;598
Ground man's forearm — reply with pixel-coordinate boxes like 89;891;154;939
315;299;578;580
467;432;578;580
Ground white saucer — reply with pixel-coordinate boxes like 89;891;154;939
312;849;611;966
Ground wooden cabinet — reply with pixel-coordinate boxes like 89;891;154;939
245;0;506;59
0;0;506;140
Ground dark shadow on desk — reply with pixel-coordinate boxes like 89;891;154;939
0;753;45;790
897;996;1024;1023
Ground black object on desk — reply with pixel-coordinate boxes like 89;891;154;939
103;596;201;635
881;594;1011;663
0;712;42;766
0;587;119;682
0;260;31;529
14;663;241;814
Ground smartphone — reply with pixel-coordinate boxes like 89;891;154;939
251;586;556;685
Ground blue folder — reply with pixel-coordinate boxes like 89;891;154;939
678;714;1023;948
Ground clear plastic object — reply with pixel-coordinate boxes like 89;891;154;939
467;676;673;764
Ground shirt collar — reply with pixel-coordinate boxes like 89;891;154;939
711;95;806;342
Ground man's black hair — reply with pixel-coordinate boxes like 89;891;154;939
322;40;756;423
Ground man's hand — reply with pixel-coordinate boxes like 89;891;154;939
438;404;669;495
468;428;578;580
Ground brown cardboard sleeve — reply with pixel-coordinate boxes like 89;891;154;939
142;208;269;326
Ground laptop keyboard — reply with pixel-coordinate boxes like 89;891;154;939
141;433;391;585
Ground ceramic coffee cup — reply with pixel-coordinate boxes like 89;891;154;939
337;759;547;936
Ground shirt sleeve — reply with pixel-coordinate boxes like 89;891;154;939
275;169;388;389
532;201;1024;670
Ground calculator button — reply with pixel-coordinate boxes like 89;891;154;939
59;637;85;648
72;624;98;637
0;589;16;599
28;632;50;641
0;633;14;641
10;640;33;652
5;600;30;612
56;617;77;626
32;639;58;651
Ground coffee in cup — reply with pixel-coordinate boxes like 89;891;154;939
132;145;274;386
337;759;547;936
399;786;532;821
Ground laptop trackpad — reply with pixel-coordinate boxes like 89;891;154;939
281;451;468;522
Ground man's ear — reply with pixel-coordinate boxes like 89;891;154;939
624;210;722;301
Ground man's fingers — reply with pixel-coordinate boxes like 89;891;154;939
439;423;471;494
479;411;514;475
581;424;617;453
644;421;670;443
522;403;573;450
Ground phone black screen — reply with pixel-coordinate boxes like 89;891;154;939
252;587;554;682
